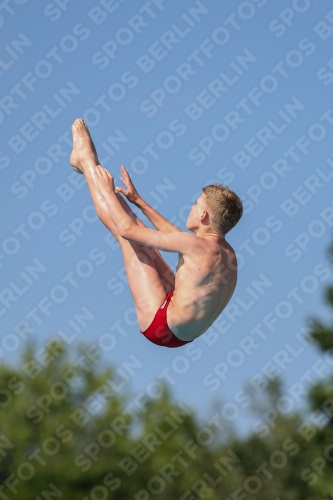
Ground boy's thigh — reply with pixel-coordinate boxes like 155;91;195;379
121;242;167;331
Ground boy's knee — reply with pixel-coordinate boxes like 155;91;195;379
96;208;106;222
96;198;108;219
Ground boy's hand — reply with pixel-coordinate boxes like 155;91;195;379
115;165;140;204
94;165;115;198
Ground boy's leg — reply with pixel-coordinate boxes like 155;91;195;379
70;120;174;292
95;188;175;293
70;119;174;330
114;194;175;292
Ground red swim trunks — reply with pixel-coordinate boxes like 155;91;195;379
141;293;193;348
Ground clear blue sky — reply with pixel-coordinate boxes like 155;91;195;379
2;0;333;436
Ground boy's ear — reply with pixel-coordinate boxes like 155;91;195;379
200;209;209;222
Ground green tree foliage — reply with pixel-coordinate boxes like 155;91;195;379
302;281;333;500
0;341;240;499
2;276;333;500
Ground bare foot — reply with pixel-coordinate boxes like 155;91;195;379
70;118;99;174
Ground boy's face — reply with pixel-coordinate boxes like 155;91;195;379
186;193;207;231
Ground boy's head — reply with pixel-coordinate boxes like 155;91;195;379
202;183;243;235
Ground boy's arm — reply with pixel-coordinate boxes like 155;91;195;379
133;197;181;233
95;166;199;254
116;165;181;233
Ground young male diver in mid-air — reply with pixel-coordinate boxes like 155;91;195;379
70;119;243;348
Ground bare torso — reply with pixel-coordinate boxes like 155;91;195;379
167;237;237;341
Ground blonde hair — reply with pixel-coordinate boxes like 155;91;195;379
202;184;243;235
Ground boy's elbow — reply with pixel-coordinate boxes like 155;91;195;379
118;222;132;239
